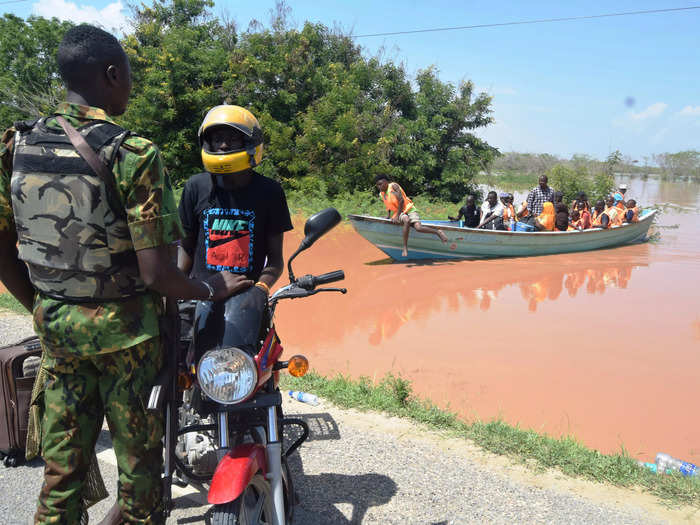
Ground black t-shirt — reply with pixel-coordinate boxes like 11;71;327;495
179;172;293;281
460;205;480;228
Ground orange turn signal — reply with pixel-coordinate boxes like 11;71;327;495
287;355;309;377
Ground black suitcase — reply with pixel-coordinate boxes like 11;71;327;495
0;335;41;467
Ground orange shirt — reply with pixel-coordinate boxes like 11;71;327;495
380;182;414;218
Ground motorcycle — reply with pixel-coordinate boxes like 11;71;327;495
152;207;346;525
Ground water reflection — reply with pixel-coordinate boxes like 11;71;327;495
368;255;647;345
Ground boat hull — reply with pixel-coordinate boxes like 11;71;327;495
347;210;657;260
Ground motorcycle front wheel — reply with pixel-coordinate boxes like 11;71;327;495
211;473;274;525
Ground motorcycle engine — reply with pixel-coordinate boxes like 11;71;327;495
176;392;219;478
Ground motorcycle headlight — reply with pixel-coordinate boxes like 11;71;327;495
197;347;258;404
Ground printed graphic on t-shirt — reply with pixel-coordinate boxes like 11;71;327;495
203;208;255;273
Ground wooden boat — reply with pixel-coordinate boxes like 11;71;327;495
347;209;657;260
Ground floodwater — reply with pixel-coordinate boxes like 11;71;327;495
276;176;700;463
1;177;696;462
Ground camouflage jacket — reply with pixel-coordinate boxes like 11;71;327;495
0;103;184;357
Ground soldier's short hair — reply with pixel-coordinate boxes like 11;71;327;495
57;24;126;88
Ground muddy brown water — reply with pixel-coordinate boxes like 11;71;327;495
1;177;697;463
276;176;700;463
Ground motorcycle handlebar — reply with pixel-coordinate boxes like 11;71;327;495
313;270;345;287
296;270;345;290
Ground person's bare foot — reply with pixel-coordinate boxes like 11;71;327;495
98;501;122;525
438;231;448;243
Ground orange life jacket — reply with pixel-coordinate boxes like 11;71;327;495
608;206;623;226
502;204;516;229
380;182;414;218
591;209;603;227
592;207;620;228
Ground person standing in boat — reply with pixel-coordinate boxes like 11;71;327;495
448;194;481;228
374;174;447;257
525;175;555;216
614;183;628;204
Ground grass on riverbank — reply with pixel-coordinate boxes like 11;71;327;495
0;293;27;314
473;171;535;192
281;372;699;508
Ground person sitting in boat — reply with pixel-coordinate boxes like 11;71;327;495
374;174;447;257
526;174;554;216
502;193;517;230
570;209;583;230
516;200;534;226
448;194;481;228
607;195;624;226
591;198;620;228
477;191;505;230
571;191;590;213
576;201;592;229
534;201;555;231
623;199;640;223
591;200;604;226
554;202;570;231
613;192;627;217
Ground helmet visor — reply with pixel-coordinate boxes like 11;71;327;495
201;125;248;155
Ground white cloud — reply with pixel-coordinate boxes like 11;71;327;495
629;102;667;121
33;0;128;34
679;105;700;116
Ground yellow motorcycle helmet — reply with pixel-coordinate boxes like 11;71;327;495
198;105;264;174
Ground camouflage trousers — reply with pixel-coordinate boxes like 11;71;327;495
35;337;164;525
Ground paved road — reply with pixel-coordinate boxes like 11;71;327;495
0;316;691;524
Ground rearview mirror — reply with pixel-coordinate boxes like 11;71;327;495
287;207;341;282
301;207;341;250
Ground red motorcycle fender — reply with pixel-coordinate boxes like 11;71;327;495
208;443;267;504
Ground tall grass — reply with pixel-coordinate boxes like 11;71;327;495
0;293;27;314
282;372;700;508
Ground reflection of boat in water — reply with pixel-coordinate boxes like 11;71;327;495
368;256;648;344
348;209;657;260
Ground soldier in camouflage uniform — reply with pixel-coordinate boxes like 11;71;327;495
0;25;251;524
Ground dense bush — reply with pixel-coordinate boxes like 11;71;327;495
546;151;617;204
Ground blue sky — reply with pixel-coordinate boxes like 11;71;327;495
7;0;700;161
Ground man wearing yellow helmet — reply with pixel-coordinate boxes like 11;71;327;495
178;105;292;301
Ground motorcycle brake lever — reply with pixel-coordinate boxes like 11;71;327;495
315;287;347;294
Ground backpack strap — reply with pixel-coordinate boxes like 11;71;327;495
55;116;127;221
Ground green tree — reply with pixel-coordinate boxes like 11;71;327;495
0;15;73;128
121;0;231;179
653;150;700;181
